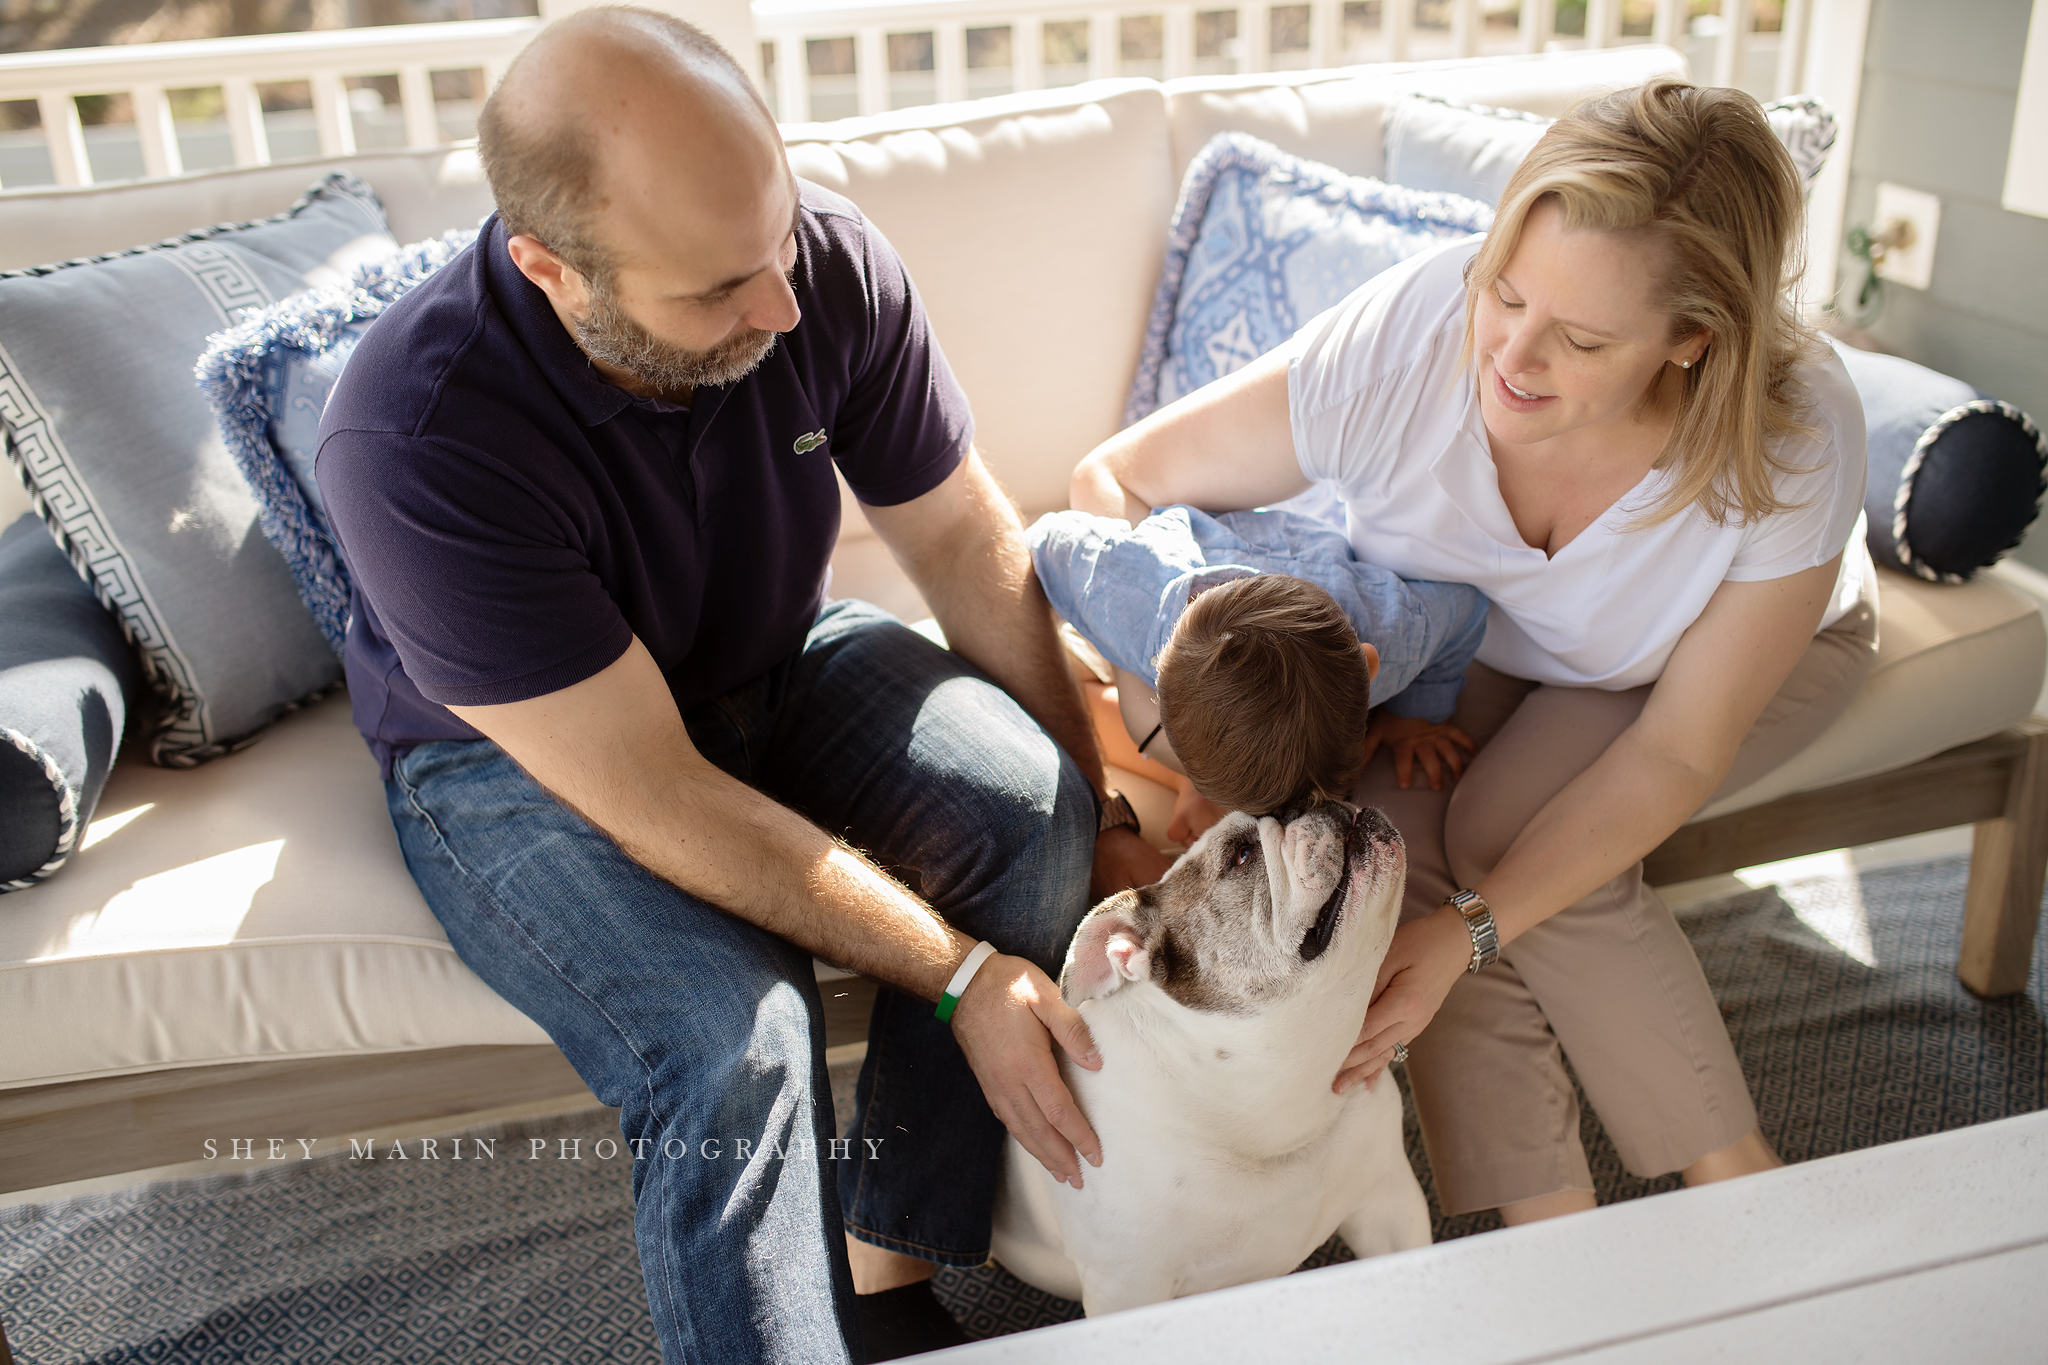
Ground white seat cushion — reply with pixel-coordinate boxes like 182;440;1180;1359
1695;568;2047;821
0;694;545;1091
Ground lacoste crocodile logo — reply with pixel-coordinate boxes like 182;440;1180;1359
793;429;828;455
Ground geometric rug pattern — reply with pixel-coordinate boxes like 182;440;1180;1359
3;854;2043;1360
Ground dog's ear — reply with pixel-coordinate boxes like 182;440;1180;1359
1061;891;1158;1004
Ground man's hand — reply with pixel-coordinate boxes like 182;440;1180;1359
949;952;1105;1185
1361;713;1477;791
1333;905;1470;1093
1091;825;1169;898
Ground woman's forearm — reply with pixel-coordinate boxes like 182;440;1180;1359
1474;728;1720;944
1070;435;1154;522
1470;561;1844;942
1066;349;1306;518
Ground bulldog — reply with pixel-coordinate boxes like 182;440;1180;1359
990;802;1430;1315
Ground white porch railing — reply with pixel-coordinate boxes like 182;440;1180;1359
754;0;1807;125
0;17;537;189
0;0;1810;189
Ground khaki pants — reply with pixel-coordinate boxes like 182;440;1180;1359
1357;594;1879;1214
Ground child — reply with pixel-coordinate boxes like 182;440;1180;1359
1028;504;1489;845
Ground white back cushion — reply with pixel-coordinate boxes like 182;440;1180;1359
0;147;495;274
1163;45;1691;185
784;81;1176;522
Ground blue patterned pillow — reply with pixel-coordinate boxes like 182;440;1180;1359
198;230;478;654
1125;133;1496;427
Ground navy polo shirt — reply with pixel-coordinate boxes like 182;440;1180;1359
317;182;972;776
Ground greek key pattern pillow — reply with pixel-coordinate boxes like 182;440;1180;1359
0;173;396;766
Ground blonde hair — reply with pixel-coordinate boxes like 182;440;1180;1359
1460;77;1820;527
1156;575;1372;816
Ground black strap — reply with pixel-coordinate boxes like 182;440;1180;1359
1137;722;1164;754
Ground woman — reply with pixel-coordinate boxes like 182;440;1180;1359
1068;78;1877;1224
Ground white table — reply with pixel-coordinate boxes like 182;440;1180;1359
939;1109;2048;1364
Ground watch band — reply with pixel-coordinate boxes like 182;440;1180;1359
1098;788;1141;838
934;940;999;1023
1447;889;1500;973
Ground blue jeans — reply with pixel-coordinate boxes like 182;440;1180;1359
384;600;1098;1364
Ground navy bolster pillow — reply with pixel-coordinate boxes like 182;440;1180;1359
1832;339;2048;583
0;511;144;891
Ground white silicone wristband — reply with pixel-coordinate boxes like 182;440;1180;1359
935;940;999;1022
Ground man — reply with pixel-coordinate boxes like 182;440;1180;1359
315;7;1166;1360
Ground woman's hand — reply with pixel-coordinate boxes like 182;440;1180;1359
1334;905;1471;1093
1166;782;1226;847
1360;713;1477;791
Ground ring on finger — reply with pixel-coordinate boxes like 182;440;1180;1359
1391;1041;1409;1066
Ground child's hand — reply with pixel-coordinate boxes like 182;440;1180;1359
1166;782;1226;848
1361;713;1477;792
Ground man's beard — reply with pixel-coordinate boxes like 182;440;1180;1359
573;280;780;398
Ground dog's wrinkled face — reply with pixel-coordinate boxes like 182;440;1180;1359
1062;803;1404;1013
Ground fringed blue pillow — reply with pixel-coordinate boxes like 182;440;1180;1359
1124;132;1496;429
198;230;478;655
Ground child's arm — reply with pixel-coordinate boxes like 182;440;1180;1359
1360;712;1476;792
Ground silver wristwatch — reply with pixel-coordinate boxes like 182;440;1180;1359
1447;889;1500;973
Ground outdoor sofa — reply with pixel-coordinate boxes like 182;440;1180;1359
1;42;2043;1198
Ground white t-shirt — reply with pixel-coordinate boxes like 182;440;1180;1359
1287;236;1870;691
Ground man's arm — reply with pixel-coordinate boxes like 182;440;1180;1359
862;449;1170;895
447;637;1104;1185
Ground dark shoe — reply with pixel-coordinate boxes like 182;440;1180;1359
856;1280;969;1361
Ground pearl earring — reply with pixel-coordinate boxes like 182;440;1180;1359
1679;359;1693;369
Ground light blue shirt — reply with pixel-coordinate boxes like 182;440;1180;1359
1028;505;1489;723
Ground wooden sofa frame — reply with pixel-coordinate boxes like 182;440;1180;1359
4;714;2042;1196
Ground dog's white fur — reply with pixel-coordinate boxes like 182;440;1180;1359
990;804;1430;1315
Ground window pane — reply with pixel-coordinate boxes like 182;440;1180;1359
807;37;858;120
257;80;319;161
888;31;934;72
0;98;54;188
344;75;405;152
75;92;144;184
887;31;935;109
430;67;486;144
1043;19;1090;87
967;26;1013;99
1195;9;1238;75
1120;14;1163;80
1341;1;1381;60
1484;0;1521;44
760;42;779;119
808;36;856;75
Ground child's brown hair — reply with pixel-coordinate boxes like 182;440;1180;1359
1155;574;1372;815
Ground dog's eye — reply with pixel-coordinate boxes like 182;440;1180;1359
1232;841;1255;869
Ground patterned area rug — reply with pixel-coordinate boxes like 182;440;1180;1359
4;854;2043;1361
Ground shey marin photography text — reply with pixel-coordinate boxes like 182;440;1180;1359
198;1134;887;1163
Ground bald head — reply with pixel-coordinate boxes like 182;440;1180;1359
479;5;783;282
